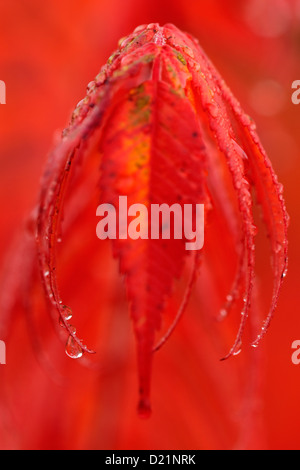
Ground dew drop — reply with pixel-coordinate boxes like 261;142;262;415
251;224;258;236
277;183;284;194
218;308;228;320
182;45;194;59
207;103;219;118
69;324;76;334
62;306;73;321
153;28;166;46
249;121;256;131
232;343;242;356
59;306;73;327
65;335;83;359
134;24;146;33
118;37;126;48
235;179;242;189
86;80;95;94
281;268;288;279
76;98;84;109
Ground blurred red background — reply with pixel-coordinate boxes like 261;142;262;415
0;0;300;450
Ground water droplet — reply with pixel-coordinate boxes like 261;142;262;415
63;306;73;321
282;269;288;279
44;270;50;277
134;24;146;33
182;45;194;59
86;81;96;95
59;306;73;327
65;335;83;359
207;103;219;118
219;308;228;319
226;294;233;303
235;179;242;189
277;182;284;194
76;98;84;109
118;37;125;48
232;341;242;356
153;28;166;46
251;224;258;236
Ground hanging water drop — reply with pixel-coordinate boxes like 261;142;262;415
65;334;83;359
218;308;228;320
62;306;73;321
59;306;73;327
281;268;288;279
232;341;242;356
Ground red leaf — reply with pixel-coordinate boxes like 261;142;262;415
6;23;288;416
